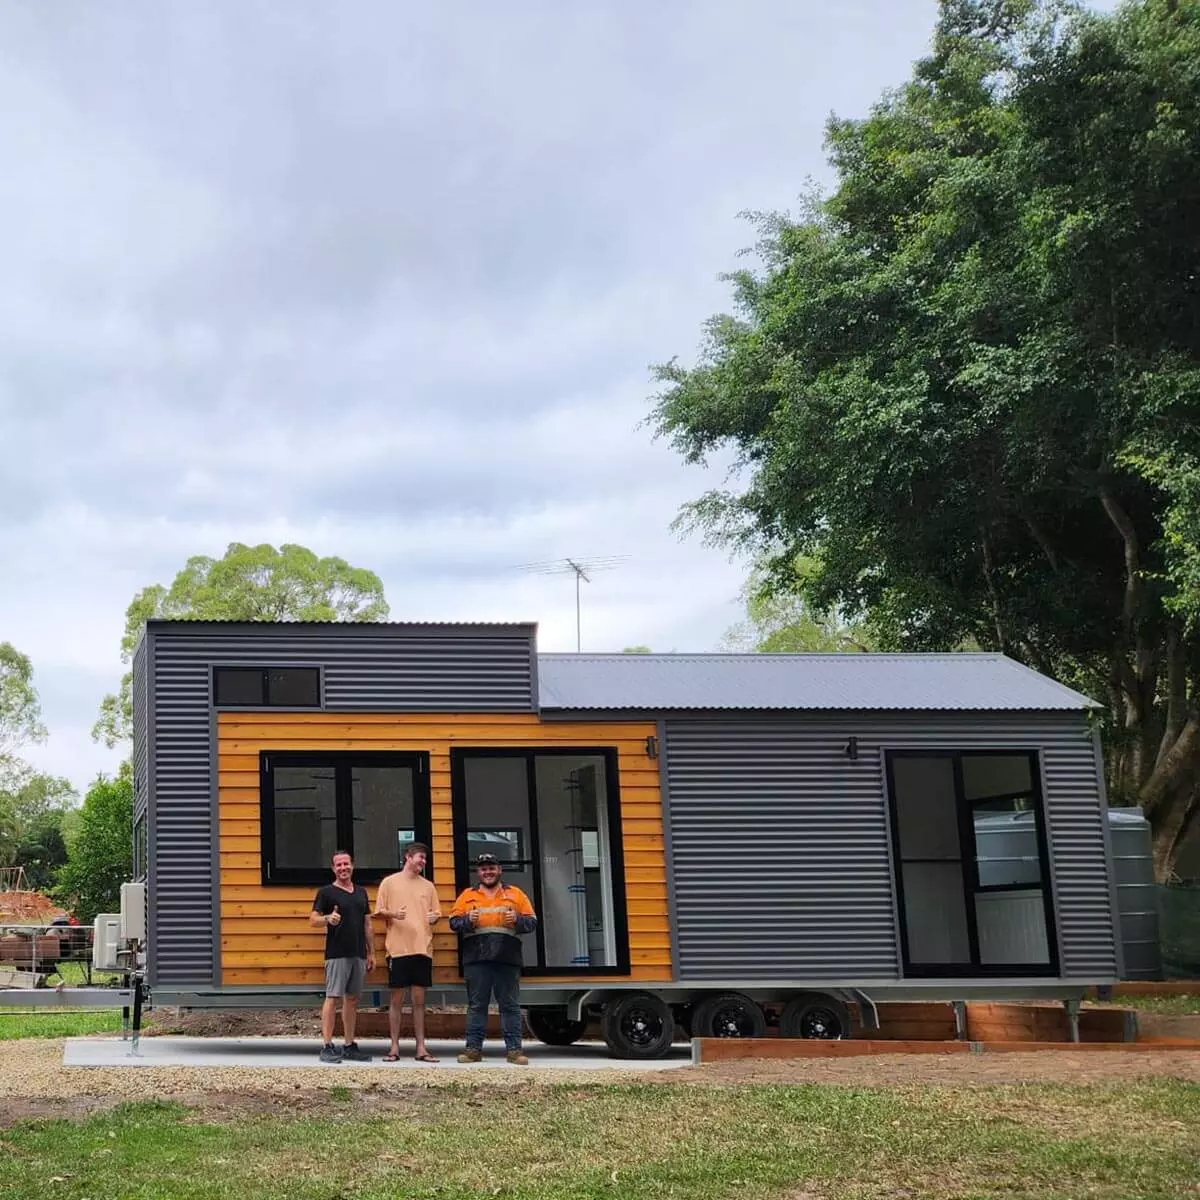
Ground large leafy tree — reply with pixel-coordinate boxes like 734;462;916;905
55;771;132;923
93;543;391;745
652;0;1200;877
0;642;46;766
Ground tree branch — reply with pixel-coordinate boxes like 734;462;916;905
1140;713;1200;822
1099;486;1140;634
979;525;1008;654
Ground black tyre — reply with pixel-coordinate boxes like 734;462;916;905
525;1007;588;1047
600;992;676;1060
690;992;767;1039
779;995;849;1040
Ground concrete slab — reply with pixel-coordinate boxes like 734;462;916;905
63;1036;691;1071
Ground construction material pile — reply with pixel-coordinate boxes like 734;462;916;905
0;890;70;923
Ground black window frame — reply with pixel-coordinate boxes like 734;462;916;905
213;666;323;709
885;748;1059;979
260;750;432;885
450;746;631;978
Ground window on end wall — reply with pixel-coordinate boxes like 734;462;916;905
213;667;321;708
260;752;432;884
133;816;147;881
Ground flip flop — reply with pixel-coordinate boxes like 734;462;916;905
414;1053;440;1063
382;1052;401;1062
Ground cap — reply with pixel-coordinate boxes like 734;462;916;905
475;853;500;867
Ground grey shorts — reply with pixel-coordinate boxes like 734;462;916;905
324;957;366;998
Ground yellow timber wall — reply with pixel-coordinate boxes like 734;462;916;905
217;712;671;988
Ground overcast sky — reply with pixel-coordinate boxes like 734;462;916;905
0;0;938;792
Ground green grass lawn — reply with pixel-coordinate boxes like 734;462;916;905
0;1008;123;1040
1;1081;1197;1200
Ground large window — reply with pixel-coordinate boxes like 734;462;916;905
886;750;1057;977
451;748;630;975
214;667;321;708
260;751;431;884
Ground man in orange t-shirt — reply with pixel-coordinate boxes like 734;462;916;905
374;842;442;1062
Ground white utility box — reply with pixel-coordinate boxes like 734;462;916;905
120;881;147;942
92;914;122;971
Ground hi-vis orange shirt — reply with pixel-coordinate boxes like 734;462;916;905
449;884;537;967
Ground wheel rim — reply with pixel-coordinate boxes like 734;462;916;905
621;1006;665;1049
800;1006;843;1039
710;1003;756;1038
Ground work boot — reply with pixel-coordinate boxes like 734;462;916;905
506;1049;529;1066
457;1047;482;1063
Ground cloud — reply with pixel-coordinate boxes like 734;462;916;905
0;0;939;790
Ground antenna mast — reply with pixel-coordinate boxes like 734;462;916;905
515;556;627;652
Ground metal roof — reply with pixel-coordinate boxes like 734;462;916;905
536;653;1097;712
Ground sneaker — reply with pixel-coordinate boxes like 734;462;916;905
341;1042;372;1062
506;1049;529;1066
319;1044;343;1064
457;1047;483;1064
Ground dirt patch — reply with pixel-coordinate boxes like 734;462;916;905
144;1008;320;1038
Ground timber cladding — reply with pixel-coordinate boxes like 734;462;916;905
217;712;670;987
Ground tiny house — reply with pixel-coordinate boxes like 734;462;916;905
130;620;1121;1057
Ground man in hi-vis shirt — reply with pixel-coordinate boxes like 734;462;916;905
449;853;537;1064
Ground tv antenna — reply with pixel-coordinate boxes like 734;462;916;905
516;556;627;652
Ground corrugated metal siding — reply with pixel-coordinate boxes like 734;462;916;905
145;625;538;987
664;712;1118;983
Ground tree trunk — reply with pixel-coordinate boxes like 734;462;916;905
1151;783;1200;883
1141;715;1200;880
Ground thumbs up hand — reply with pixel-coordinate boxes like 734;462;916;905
327;906;342;927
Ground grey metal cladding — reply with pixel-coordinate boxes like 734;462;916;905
150;622;537;710
538;652;1097;712
145;622;537;987
664;712;1118;983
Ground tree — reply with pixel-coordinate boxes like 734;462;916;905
722;556;877;653
0;642;46;766
93;543;391;745
651;0;1200;877
55;773;133;923
0;770;78;888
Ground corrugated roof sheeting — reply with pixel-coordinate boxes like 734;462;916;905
537;653;1096;712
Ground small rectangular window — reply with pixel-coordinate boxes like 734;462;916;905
214;667;321;708
267;668;320;707
214;668;265;705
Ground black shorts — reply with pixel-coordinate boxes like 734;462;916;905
387;954;433;989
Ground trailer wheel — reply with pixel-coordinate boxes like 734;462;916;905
600;992;675;1059
780;996;848;1040
691;992;767;1039
525;1007;588;1047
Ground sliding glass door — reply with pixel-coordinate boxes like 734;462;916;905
886;750;1057;976
451;748;630;976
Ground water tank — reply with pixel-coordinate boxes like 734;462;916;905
1107;808;1162;980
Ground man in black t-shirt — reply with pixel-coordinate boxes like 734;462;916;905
310;850;375;1063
